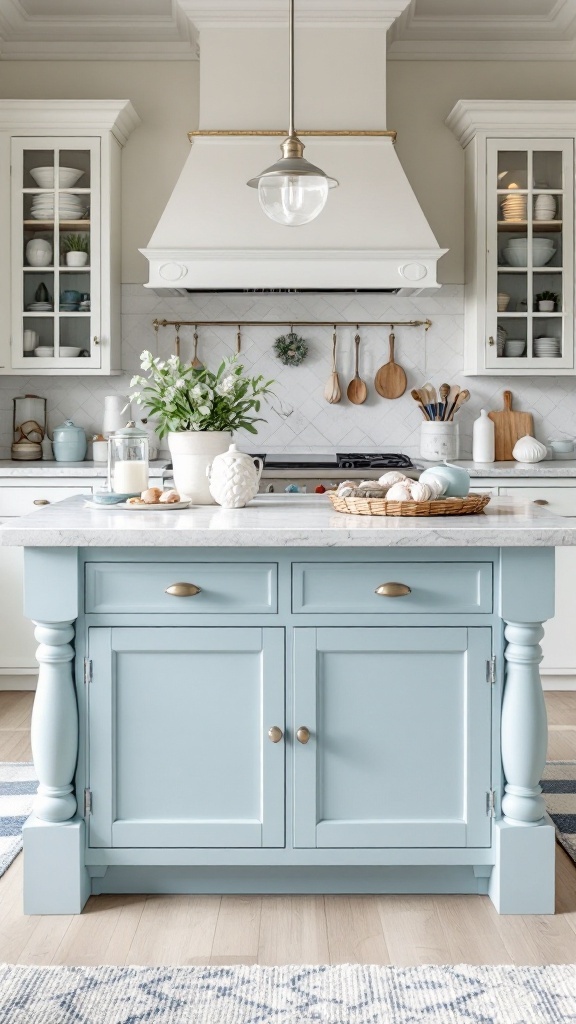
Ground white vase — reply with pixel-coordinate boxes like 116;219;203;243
168;430;231;503
207;444;263;508
66;251;88;267
26;239;52;267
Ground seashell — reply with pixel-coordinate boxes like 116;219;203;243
337;480;357;494
355;483;389;498
378;471;409;487
512;435;547;464
418;469;448;498
159;489;181;503
337;485;356;497
141;487;163;504
385;482;413;501
408;481;432;502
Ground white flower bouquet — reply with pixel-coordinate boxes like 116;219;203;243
130;352;275;438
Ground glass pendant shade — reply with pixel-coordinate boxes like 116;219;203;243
258;173;329;226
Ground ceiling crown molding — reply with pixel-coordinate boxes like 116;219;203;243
0;0;199;60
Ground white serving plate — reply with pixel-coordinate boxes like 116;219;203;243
84;499;191;511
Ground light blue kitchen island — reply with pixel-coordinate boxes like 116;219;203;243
2;493;575;916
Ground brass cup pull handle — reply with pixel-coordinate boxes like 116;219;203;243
268;726;283;743
33;499;50;506
533;499;549;506
165;583;202;597
296;726;311;744
375;582;411;597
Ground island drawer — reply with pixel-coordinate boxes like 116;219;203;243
292;562;493;614
85;562;278;614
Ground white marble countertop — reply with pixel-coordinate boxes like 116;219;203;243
0;460;169;477
430;460;576;478
2;493;576;548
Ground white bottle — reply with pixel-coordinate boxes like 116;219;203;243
472;409;495;463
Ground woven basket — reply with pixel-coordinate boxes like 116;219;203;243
328;492;491;517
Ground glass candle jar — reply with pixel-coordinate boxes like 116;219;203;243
107;421;149;496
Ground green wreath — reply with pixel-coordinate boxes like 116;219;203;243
274;331;308;366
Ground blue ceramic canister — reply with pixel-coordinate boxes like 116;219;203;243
52;419;87;462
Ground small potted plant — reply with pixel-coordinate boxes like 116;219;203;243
62;233;89;268
535;290;559;312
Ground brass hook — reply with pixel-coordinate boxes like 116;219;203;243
237;325;241;354
174;323;181;359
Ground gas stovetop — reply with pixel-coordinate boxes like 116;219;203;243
260;453;414;470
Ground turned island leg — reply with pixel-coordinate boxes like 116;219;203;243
501;622;548;825
31;620;78;822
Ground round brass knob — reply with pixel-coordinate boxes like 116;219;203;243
296;726;311;744
268;726;283;743
533;499;549;506
33;499;50;506
375;582;411;597
488;335;495;346
165;583;201;597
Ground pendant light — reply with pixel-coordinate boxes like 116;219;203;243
247;0;338;226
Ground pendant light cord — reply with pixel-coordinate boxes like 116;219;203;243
288;0;295;137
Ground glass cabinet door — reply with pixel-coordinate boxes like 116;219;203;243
486;138;574;371
10;137;101;370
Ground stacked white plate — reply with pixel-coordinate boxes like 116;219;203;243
534;336;561;358
27;301;53;311
501;193;527;220
30;192;86;221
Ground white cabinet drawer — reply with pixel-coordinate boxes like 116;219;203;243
0;485;92;517
497;486;576;517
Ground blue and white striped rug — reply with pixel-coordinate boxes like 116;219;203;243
0;762;36;878
542;760;576;863
0;963;574;1024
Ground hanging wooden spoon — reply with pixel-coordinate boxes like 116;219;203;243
191;327;203;369
324;329;342;404
374;331;407;399
347;331;368;404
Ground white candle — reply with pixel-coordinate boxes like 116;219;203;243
112;460;148;495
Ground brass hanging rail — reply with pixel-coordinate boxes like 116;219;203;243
153;318;432;331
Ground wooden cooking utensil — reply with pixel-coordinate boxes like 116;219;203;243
324;330;342;404
374;331;407;399
447;388;470;420
438;383;450;421
347;331;368;405
488;390;534;461
410;388;429;419
191;327;203;369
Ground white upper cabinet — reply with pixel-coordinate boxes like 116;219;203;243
0;100;140;376
446;101;576;376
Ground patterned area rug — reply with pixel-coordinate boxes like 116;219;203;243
542;760;576;863
0;963;575;1024
0;762;36;878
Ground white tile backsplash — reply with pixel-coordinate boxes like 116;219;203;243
2;284;575;460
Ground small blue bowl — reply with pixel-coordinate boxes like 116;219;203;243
91;490;136;505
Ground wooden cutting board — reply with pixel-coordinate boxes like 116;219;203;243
488;390;534;461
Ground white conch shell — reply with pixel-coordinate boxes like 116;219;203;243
408;481;432;502
417;470;447;498
512;435;547;464
378;471;409;487
385;482;412;501
206;444;263;508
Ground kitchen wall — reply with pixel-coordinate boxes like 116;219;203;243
3;58;576;457
2;284;576;461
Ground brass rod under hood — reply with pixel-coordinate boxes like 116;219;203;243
153;318;431;331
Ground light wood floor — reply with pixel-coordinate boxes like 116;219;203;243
2;690;576;966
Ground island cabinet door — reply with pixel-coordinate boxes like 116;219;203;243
293;627;492;849
87;627;285;849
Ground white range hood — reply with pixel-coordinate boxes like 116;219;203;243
141;0;446;292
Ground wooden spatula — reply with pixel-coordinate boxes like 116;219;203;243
488;390;534;461
374;331;407;399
